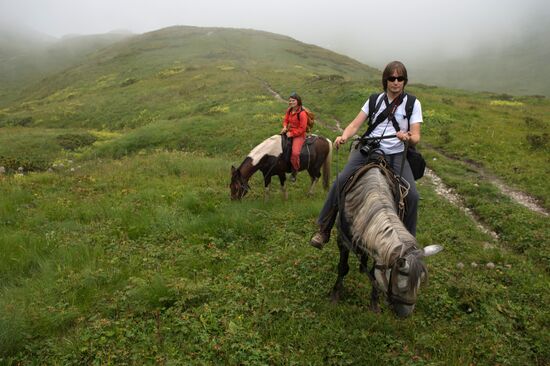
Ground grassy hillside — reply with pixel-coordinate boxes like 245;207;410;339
1;26;549;365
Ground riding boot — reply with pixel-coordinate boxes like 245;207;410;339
310;226;331;250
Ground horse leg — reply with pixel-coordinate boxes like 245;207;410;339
368;266;381;313
307;176;319;196
264;184;270;202
330;236;350;304
263;174;273;202
278;173;288;200
359;252;369;274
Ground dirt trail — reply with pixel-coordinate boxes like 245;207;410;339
479;168;548;216
426;145;548;217
424;169;499;240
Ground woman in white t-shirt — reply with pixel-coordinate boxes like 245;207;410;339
310;61;422;249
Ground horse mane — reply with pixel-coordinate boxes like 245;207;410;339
345;167;417;267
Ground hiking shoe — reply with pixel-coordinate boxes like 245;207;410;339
310;231;329;249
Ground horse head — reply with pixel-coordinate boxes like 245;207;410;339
374;244;443;318
230;165;250;200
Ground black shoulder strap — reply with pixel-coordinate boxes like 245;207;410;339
363;92;414;137
367;93;382;122
364;93;385;137
404;93;416;131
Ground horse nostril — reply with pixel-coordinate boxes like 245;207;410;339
394;304;414;318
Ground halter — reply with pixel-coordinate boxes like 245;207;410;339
236;179;250;199
373;247;418;307
231;169;251;200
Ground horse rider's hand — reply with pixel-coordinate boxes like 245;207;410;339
334;136;346;149
280;127;288;134
397;131;412;142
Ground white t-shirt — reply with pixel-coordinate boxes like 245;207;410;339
361;94;423;155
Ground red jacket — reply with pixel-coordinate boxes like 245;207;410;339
283;108;308;138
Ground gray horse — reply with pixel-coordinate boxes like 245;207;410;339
331;161;442;317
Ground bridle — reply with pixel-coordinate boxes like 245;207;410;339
231;174;250;200
373;248;418;307
233;176;250;200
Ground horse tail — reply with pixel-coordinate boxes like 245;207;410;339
322;137;332;190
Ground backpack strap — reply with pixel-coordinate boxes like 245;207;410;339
363;92;416;138
404;93;416;131
363;93;385;137
364;92;407;137
367;93;382;122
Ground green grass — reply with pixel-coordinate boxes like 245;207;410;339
0;25;549;365
1;152;548;365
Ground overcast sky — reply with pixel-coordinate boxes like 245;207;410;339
1;0;549;68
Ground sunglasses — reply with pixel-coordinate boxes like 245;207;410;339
387;76;406;82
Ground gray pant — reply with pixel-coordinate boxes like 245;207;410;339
317;146;419;236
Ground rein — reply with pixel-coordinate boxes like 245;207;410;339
236;176;251;199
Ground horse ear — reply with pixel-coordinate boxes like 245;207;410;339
422;245;443;257
231;165;236;174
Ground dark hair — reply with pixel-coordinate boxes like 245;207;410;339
382;61;408;92
289;92;302;106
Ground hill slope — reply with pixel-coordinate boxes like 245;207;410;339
0;25;548;365
1;26;547;207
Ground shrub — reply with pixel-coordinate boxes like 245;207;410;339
526;133;549;150
495;93;514;101
120;78;138;87
442;98;454;105
14;117;33;127
0;116;33;127
56;133;97;151
439;130;453;144
0;155;49;172
524;117;544;129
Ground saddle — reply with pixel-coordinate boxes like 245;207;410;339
281;134;318;172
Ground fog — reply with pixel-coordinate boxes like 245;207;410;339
1;0;549;70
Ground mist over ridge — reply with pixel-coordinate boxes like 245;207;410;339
1;0;549;96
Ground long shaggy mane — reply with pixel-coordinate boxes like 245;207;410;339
344;168;417;266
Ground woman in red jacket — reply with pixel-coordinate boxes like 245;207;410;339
281;92;308;181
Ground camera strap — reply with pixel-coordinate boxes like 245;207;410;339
362;93;404;138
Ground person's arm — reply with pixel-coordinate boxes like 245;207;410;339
334;110;368;148
396;122;421;145
281;111;289;133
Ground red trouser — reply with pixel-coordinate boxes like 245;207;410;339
290;136;305;172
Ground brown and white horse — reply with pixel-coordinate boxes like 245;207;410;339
331;161;443;317
230;134;332;200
